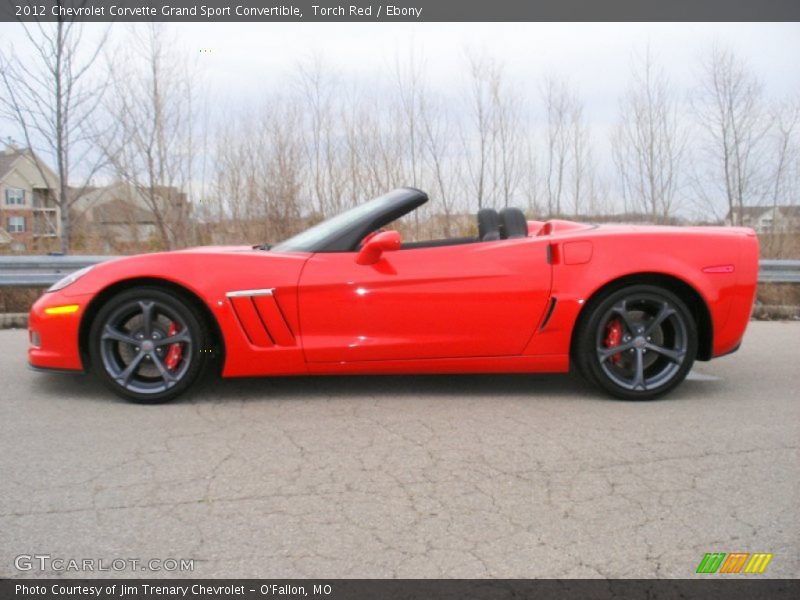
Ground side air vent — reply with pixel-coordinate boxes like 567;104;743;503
539;297;558;331
226;289;296;347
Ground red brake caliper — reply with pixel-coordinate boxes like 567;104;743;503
164;322;183;371
604;319;623;365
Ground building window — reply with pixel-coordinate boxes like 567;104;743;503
8;216;25;233
5;188;25;206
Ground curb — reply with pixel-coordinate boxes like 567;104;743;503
752;304;800;320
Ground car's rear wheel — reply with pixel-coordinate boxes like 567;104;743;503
89;287;208;403
574;284;697;400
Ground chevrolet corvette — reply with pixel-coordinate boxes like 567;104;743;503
28;188;759;403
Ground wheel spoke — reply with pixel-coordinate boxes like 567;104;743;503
610;300;637;335
597;340;635;361
631;348;646;390
154;330;191;347
645;302;675;336
139;301;155;337
116;351;146;386
645;342;685;364
151;353;178;385
102;324;138;346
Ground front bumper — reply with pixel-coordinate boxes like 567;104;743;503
27;291;92;372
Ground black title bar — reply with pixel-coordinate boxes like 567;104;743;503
2;0;800;22
3;579;800;600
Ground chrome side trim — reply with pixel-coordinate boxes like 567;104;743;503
226;288;275;298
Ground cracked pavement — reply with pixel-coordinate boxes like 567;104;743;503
0;322;797;578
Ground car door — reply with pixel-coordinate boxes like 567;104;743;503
297;237;552;363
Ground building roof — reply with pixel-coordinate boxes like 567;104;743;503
0;150;23;181
93;198;156;225
0;146;58;187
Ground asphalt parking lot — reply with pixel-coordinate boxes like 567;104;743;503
0;322;797;579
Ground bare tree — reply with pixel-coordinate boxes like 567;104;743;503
463;50;497;209
461;50;527;212
345;97;406;199
394;49;425;189
0;21;110;252
612;48;687;221
100;24;199;249
767;100;799;223
520;138;542;216
296;54;347;216
262;106;306;238
391;49;428;234
419;92;462;236
762;99;800;256
692;45;771;225
541;75;572;216
489;69;523;208
101;38;795;246
568;96;595;216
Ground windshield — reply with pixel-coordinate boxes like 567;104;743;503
271;191;407;252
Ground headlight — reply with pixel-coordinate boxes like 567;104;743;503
47;265;94;292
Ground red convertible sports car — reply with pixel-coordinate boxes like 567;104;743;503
29;188;759;403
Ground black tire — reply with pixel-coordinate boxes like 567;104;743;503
573;284;697;400
88;287;209;403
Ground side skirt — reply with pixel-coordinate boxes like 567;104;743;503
260;354;569;377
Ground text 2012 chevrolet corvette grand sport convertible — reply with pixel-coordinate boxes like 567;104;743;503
29;188;759;403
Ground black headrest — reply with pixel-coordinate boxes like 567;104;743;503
477;208;501;241
500;207;528;239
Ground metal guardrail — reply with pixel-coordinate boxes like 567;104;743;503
0;256;118;287
758;259;800;284
0;255;799;287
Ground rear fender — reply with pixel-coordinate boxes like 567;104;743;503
523;233;748;358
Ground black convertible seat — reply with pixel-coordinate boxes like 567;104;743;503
500;207;528;239
477;208;501;241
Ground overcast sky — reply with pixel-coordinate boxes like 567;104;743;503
192;23;796;127
2;22;799;123
180;23;798;117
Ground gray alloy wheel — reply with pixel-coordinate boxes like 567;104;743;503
575;285;698;400
89;287;208;403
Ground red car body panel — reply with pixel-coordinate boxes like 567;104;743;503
298;238;551;363
28;221;759;380
522;223;759;359
28;295;88;371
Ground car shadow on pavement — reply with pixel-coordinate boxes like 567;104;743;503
29;368;604;405
28;367;722;405
194;371;725;405
188;370;611;405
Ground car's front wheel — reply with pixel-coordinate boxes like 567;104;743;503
88;287;209;403
574;284;698;400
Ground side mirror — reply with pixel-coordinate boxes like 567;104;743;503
356;230;401;265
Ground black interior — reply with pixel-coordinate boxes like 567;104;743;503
398;207;528;250
500;207;528;238
280;185;534;254
478;208;502;241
